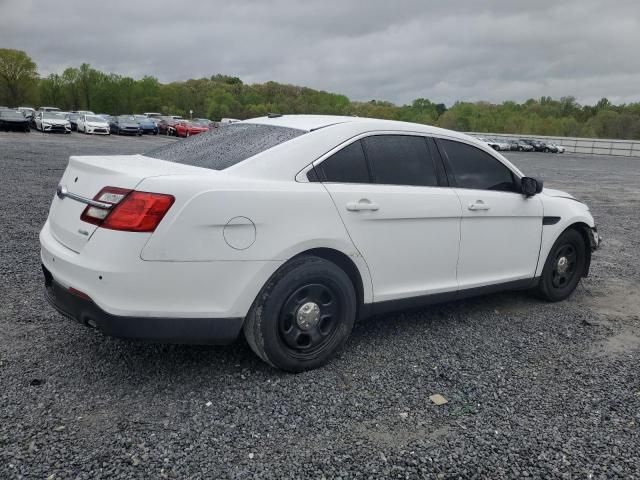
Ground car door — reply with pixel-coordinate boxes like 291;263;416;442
436;138;543;290
315;134;462;303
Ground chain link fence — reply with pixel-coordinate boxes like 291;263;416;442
466;132;640;158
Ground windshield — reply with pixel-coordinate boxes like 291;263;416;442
146;123;305;170
43;112;66;119
117;115;136;122
85;115;105;122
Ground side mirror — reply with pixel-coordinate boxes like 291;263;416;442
521;176;543;196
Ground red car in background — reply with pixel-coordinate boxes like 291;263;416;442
175;120;209;137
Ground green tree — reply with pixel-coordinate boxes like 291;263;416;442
0;48;39;106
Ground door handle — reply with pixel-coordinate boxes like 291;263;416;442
468;201;490;211
346;199;379;211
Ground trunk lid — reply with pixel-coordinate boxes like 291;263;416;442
48;154;202;252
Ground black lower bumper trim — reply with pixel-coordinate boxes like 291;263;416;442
43;266;243;345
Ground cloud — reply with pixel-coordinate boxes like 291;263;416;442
1;0;639;105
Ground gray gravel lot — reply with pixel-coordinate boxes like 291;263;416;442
1;131;639;479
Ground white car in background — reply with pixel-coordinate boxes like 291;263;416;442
490;138;512;151
41;115;599;371
35;111;71;133
77;114;110;135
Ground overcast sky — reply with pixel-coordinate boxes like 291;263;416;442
1;0;639;106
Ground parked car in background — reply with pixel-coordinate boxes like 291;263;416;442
489;138;512;151
67;113;81;131
0;109;31;132
134;115;159;135
520;139;547;152
75;110;94;116
548;143;565;153
35;111;71;133
17;107;35;121
96;113;111;120
175;120;209;137
505;139;520;151
475;137;501;151
77;114;110;135
157;116;181;136
514;140;534;152
220;118;241;124
144;112;163;119
109;115;142;136
193;118;217;129
40;115;599;372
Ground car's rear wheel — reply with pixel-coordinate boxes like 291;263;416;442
536;228;587;302
243;255;356;372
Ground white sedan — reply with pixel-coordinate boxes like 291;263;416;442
77;114;110;135
35;111;71;133
40;115;599;371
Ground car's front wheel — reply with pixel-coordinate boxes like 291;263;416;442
536;228;587;302
244;255;357;372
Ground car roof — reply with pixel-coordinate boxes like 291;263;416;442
227;115;523;180
242;114;471;140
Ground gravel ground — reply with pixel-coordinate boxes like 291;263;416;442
1;131;639;479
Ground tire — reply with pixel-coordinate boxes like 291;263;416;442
544;148;550;153
243;255;357;372
536;229;587;302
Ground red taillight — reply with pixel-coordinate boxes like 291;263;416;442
80;187;174;233
102;191;174;232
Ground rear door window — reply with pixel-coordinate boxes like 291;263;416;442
315;140;371;183
363;135;438;187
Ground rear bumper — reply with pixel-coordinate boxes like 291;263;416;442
43;265;243;344
40;220;279;324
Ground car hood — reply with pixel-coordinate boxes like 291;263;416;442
87;122;109;127
542;188;576;200
118;122;139;128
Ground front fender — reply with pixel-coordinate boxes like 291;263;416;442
536;195;596;277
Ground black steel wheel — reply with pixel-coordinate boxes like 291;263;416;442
244;255;357;372
278;283;343;359
537;228;587;301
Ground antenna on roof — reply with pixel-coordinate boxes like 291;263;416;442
267;112;283;118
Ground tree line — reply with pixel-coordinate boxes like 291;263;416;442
1;48;639;140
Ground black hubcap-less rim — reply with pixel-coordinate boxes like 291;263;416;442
278;283;341;357
551;243;577;289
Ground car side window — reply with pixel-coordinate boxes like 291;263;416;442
315;140;371;183
439;139;517;192
363;135;437;187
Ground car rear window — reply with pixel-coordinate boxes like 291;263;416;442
145;123;305;170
